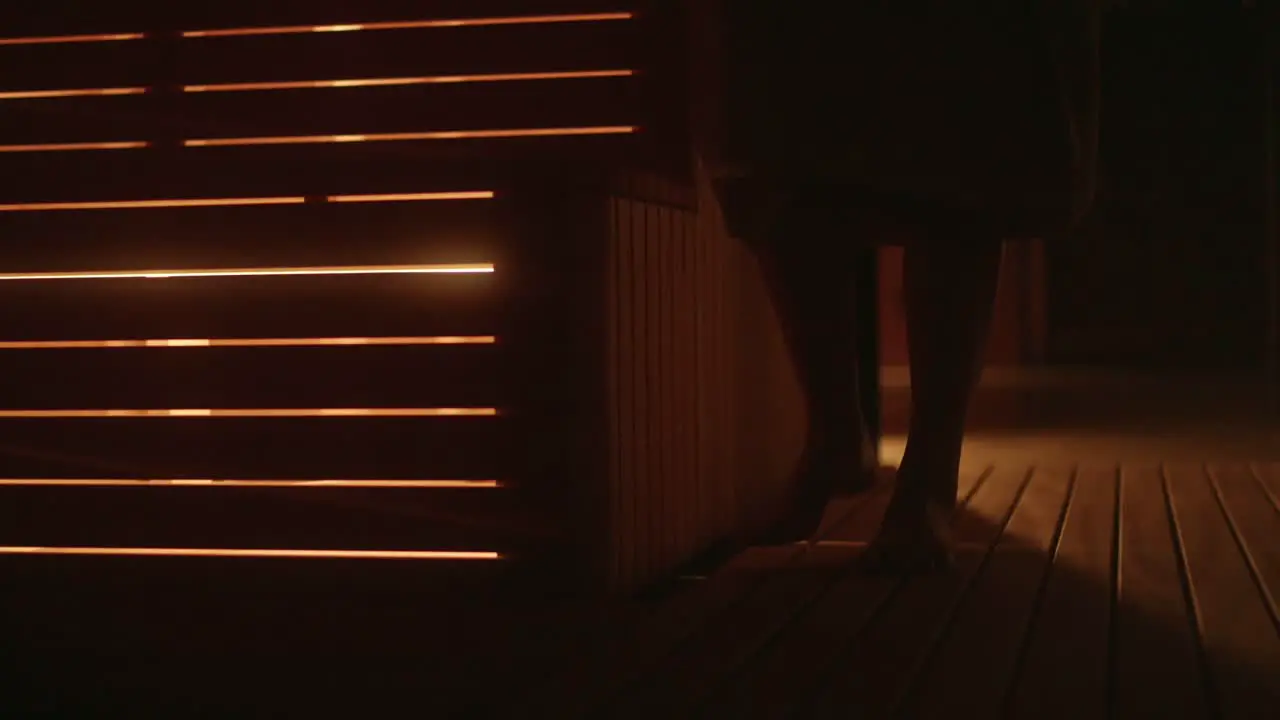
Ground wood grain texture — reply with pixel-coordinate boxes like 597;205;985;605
1112;465;1210;719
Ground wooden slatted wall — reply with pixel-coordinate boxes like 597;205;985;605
601;162;806;590
0;1;665;570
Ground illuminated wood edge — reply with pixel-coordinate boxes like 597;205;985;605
0;11;629;46
0;11;633;46
0;263;493;281
1;70;634;103
0;141;149;153
328;192;493;204
0;336;497;349
181;12;634;38
0;87;146;99
0;408;498;418
0;32;144;46
182;69;634;93
0;546;503;560
0;191;495;212
0;126;637;154
186;125;638;147
0;478;500;488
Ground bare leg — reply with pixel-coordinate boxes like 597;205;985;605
750;199;878;543
861;230;1005;573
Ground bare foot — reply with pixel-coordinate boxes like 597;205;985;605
857;483;956;575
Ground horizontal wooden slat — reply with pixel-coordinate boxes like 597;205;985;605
0;20;636;90
0;41;155;92
0;485;523;550
0;143;623;203
179;21;637;85
0;1;637;37
0;201;503;274
0;344;503;409
0;273;499;341
0;78;640;146
0;416;506;479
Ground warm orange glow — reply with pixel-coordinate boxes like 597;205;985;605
0;546;503;560
0;408;497;418
0;32;145;46
326;191;494;203
185;125;637;147
0;191;493;213
0;336;497;349
180;12;633;38
0;197;305;212
0;263;492;282
0;87;146;100
0;478;499;488
181;69;633;93
0;141;148;153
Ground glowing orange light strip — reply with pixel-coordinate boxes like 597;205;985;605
326;192;493;203
0;546;502;560
181;68;633;93
0;87;146;100
181;12;633;38
0;263;492;281
185;125;637;148
0;197;304;212
0;192;493;213
0;141;148;153
0;408;496;418
0;32;144;46
0;478;499;488
0;336;496;349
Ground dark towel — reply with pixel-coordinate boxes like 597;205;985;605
715;0;1102;237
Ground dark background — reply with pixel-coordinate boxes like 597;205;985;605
1046;2;1275;370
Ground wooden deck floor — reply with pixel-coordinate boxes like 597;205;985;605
8;451;1280;718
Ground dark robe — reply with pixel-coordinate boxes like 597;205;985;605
710;1;1102;240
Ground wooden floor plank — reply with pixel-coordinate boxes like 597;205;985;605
1111;465;1210;719
1006;464;1118;720
597;544;865;719
488;548;792;717
897;465;1073;719
582;497;873;718
1167;464;1280;717
1212;464;1280;629
497;498;864;717
699;467;992;719
1256;461;1280;513
803;465;1031;719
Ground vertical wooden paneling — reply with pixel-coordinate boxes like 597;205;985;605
600;159;811;591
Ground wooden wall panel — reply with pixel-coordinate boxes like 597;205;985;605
601;162;805;591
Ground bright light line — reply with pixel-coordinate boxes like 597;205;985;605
0;478;499;488
182;69;633;93
0;192;494;213
0;197;305;212
0;408;497;418
0;87;146;100
0;141;148;153
0;546;503;560
0;33;145;46
180;13;633;38
185;125;637;147
0;264;493;281
0;336;497;349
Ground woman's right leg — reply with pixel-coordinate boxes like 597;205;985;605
862;226;1005;572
